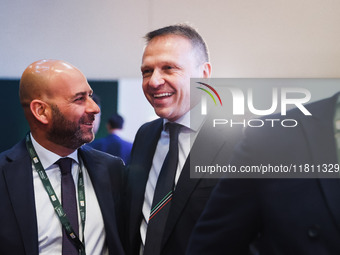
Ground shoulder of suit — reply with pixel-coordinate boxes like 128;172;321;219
80;145;124;162
272;94;336;123
0;139;27;162
137;118;163;135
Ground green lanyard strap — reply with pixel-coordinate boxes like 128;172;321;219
26;133;86;255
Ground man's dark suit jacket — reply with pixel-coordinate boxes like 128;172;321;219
187;93;340;255
0;140;125;255
89;134;133;164
124;117;242;255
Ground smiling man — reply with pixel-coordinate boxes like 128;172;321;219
124;24;220;255
141;31;210;122
0;60;125;255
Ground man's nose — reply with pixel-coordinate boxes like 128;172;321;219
148;69;165;88
87;96;100;114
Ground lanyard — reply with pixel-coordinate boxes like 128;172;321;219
25;133;86;255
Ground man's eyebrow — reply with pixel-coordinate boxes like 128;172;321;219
74;92;87;96
71;91;89;99
141;64;151;70
141;61;176;70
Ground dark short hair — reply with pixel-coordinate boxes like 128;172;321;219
107;113;124;129
144;24;209;63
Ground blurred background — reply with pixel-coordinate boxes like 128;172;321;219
1;0;340;152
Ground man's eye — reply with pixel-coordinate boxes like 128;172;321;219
75;97;85;102
142;69;152;77
163;66;175;72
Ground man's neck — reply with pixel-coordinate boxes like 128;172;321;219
31;133;76;157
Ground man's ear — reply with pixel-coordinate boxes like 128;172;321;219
30;99;50;124
202;62;212;78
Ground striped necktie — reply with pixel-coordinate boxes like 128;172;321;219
143;123;181;255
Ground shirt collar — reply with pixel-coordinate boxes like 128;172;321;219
30;133;79;170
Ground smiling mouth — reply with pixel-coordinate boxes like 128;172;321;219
82;121;94;127
153;92;174;98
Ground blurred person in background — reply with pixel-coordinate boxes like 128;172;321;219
90;113;132;164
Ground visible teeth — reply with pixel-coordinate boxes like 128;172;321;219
154;93;173;98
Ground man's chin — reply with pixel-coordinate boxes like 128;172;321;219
84;134;95;144
78;131;95;145
153;105;171;117
154;110;170;119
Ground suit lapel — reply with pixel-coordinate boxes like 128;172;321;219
79;148;123;253
162;117;241;244
80;148;116;218
301;95;340;232
3;140;39;255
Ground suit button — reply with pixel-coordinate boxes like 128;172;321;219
307;225;320;239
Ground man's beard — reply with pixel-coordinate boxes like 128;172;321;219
47;104;94;150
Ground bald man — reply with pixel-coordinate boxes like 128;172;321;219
0;60;125;255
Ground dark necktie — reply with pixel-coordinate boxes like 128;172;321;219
143;123;181;255
57;157;79;255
